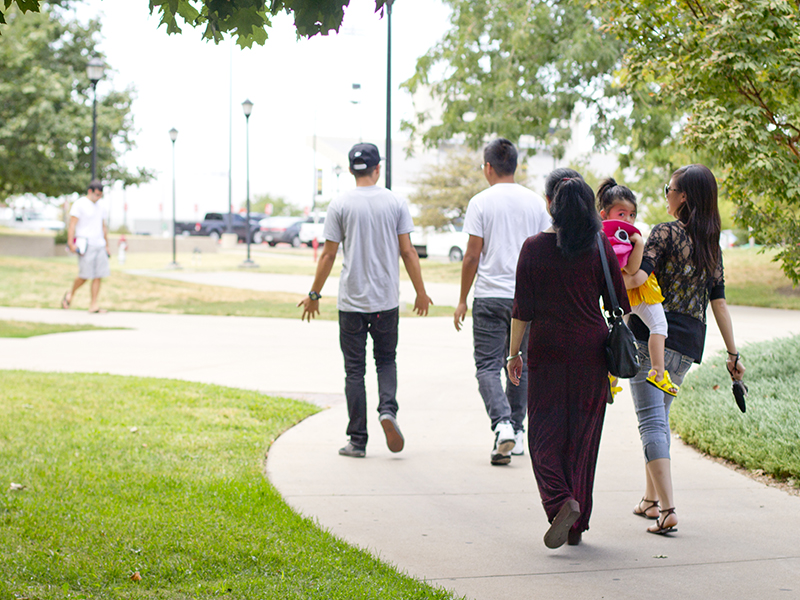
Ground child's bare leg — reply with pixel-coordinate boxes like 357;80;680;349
648;334;666;380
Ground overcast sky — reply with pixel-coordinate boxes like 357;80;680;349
75;0;452;228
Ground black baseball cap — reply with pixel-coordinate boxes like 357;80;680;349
348;143;381;171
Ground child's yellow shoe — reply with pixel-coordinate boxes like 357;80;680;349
608;375;622;403
646;369;679;396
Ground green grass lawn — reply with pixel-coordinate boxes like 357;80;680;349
0;320;118;338
3;245;798;317
0;371;460;600
0;256;454;320
671;334;800;483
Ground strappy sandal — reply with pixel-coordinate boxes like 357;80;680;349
646;369;679;396
61;292;71;310
647;507;678;535
633;497;659;519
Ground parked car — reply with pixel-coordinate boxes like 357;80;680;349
299;212;327;247
174;212;259;242
256;216;305;246
410;223;469;262
13;213;65;232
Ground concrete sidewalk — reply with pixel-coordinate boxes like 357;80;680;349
2;302;799;599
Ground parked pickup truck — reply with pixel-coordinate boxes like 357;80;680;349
298;212;327;247
174;212;259;242
410;224;469;262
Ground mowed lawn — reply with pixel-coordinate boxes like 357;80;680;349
1;245;798;317
0;371;461;600
672;334;800;485
0;254;455;319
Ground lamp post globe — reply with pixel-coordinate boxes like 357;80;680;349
240;100;257;267
168;128;180;269
86;58;105;180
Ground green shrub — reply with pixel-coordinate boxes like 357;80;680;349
671;335;800;481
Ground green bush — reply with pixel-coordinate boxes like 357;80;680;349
671;335;800;481
54;228;68;244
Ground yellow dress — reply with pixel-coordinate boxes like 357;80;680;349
627;272;664;307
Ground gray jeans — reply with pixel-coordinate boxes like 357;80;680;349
472;297;529;432
629;343;694;462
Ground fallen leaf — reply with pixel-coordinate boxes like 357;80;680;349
712;385;720;390
130;571;142;582
130;427;138;434
10;482;26;491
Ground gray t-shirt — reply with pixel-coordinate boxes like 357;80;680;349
324;185;414;312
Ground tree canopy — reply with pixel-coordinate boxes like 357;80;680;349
602;0;800;282
249;193;303;216
1;0;391;47
0;4;151;202
410;149;488;229
402;0;623;153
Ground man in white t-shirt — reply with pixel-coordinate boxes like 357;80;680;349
454;138;551;466
298;143;433;458
62;180;110;313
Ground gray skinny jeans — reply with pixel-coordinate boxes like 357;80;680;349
629;343;694;462
472;297;529;432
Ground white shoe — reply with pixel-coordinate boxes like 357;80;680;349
491;421;515;465
511;430;525;456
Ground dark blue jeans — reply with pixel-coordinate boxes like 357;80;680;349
472;297;529;432
339;308;399;449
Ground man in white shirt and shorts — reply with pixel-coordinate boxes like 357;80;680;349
62;180;110;313
454;138;551;465
299;143;433;458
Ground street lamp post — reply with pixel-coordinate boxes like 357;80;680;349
168;127;180;269
334;165;343;196
240;99;257;268
385;0;393;190
86;58;105;180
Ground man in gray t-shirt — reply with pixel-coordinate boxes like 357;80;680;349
299;142;433;458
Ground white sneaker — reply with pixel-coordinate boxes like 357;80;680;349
491;421;515;465
511;430;525;456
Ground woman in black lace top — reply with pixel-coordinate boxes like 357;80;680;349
625;165;745;535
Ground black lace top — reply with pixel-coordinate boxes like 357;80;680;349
629;220;725;363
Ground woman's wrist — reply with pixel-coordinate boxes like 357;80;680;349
506;350;522;362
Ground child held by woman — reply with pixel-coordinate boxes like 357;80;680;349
597;179;679;397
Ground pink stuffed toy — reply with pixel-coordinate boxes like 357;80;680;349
601;219;641;269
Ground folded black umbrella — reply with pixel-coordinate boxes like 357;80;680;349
732;380;748;413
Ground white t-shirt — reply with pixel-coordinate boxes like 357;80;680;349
324;185;414;312
69;196;108;247
463;182;550;298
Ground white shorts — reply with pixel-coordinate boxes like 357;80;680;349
629;302;668;337
78;245;110;280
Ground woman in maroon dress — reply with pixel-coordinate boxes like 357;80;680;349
507;170;629;548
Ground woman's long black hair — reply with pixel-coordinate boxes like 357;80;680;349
671;164;721;277
545;168;600;258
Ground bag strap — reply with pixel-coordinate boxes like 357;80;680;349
596;231;622;320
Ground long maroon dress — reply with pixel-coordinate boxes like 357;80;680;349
512;232;629;534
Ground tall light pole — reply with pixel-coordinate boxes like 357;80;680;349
168;128;180;269
385;0;393;190
240;99;257;268
227;41;234;234
86;58;105;180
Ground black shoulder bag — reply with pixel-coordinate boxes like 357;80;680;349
596;231;640;378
